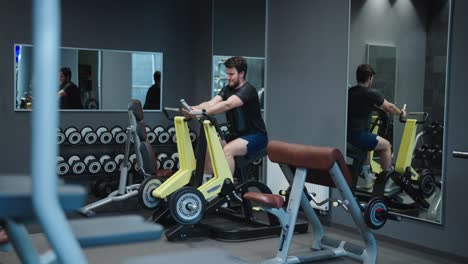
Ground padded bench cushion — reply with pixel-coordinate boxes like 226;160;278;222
128;99;144;121
157;169;173;178
0;175;86;218
140;141;156;174
267;141;353;188
243;192;284;209
70;215;162;247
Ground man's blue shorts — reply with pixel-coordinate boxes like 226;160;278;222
347;130;378;151
240;132;268;156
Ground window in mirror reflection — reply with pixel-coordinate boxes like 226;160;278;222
132;53;163;110
212;55;265;110
14;44;163;111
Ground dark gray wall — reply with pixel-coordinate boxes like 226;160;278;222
213;0;266;58
0;0;213;174
334;0;468;259
265;0;349;150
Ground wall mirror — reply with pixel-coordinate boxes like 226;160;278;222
14;44;163;111
367;44;397;145
347;0;451;224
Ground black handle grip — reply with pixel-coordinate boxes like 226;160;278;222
453;151;468;159
400;112;429;124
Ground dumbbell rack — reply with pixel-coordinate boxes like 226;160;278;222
57;125;198;199
412;121;444;176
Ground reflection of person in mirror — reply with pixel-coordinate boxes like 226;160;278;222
143;71;161;110
347;64;406;191
58;67;83;109
184;56;267;176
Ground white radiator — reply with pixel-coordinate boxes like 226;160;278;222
266;158;330;211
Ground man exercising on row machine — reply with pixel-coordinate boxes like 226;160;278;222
347;64;406;192
184;56;268;180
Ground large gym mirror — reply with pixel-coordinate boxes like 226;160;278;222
347;0;451;224
14;44;163;111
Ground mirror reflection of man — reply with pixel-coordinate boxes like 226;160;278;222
347;64;406;191
58;67;83;109
143;71;161;110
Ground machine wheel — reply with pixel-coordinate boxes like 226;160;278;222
169;187;205;225
364;197;388;230
138;176;162;210
419;169;436;198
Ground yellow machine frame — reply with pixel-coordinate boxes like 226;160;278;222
152;116;196;198
152;117;234;202
370;116;420;180
198;120;234;201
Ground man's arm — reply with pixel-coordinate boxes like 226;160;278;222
204;95;243;115
379;99;404;115
193;95;223;109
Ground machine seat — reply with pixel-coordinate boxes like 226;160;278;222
243;192;285;209
235;147;266;169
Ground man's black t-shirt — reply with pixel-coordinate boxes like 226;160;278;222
60;82;83;109
218;82;266;137
143;84;161;110
347;85;384;131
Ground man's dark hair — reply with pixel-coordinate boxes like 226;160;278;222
60;67;72;80
153;71;161;83
356;64;375;83
224;56;248;78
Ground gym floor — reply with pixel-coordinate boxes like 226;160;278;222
0;203;465;264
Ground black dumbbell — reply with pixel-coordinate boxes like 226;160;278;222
68;155;86;175
84;155;102;174
100;155;117;174
56;156;70;176
81;126;98;145
171;153;180;170
154;125;170;144
166;125;176;144
65;127;82;145
96;126;112;144
145;126;157;144
57;128;65;144
111;126;128;144
157;153;169;170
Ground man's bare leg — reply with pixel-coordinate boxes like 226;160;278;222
374;136;392;171
223;138;248;175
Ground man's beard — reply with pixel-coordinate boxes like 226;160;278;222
228;79;239;88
